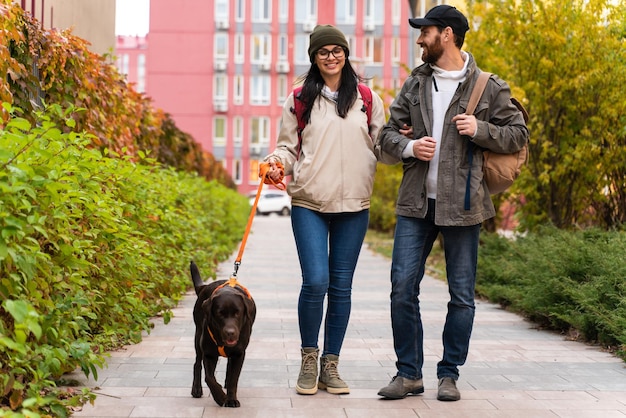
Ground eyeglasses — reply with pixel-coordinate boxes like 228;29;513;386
316;46;345;60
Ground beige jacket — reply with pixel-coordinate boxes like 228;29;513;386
265;87;385;213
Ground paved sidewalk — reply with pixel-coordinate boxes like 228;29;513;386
68;215;626;417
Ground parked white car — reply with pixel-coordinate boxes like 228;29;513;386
249;190;291;216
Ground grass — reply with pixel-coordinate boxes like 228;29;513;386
364;229;446;279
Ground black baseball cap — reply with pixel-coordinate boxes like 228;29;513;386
408;5;469;38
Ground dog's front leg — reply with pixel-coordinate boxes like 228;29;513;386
223;353;245;407
203;353;227;406
191;329;204;398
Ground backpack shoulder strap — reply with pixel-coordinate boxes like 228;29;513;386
358;83;372;127
466;72;492;116
291;86;305;132
290;86;305;158
510;97;529;123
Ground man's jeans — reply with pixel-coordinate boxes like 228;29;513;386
390;201;480;380
291;206;369;356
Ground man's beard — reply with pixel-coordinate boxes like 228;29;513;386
421;35;444;64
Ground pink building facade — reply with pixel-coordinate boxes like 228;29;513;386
144;0;446;195
115;35;148;93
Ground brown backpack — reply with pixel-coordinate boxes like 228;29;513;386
466;72;529;195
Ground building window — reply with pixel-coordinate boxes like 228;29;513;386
277;75;288;105
234;75;244;105
249;160;261;184
235;0;245;22
250;76;270;105
279;0;289;22
392;37;400;63
336;0;355;24
214;117;227;146
233;159;242;185
345;35;356;60
278;34;288;61
215;0;229;20
296;0;317;22
118;53;129;75
252;0;271;22
364;0;385;24
373;37;383;63
363;36;382;64
233;116;243;145
214;74;227;100
136;54;146;92
250;117;270;145
392;0;401;25
215;34;228;59
295;34;309;64
251;34;271;63
234;34;244;63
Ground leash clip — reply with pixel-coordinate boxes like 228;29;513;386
232;261;241;278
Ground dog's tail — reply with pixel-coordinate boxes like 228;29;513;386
189;260;205;294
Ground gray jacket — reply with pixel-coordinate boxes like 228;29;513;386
379;53;529;226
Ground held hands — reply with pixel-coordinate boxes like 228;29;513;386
399;123;413;138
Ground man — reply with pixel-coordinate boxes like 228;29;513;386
377;5;528;402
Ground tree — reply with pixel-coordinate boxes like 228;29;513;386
466;0;626;230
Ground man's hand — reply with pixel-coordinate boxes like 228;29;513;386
413;137;437;161
451;114;477;137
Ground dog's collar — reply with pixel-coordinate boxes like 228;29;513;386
207;327;227;357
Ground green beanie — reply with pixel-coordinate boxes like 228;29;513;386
308;25;350;63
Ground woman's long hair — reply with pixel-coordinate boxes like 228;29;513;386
296;53;366;125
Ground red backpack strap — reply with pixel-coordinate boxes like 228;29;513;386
358;83;372;132
290;86;305;159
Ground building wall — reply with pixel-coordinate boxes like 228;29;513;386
115;36;148;92
15;0;116;55
146;0;455;195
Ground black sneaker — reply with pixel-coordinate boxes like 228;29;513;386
437;377;461;401
377;376;424;399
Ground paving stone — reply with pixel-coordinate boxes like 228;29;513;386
66;216;626;417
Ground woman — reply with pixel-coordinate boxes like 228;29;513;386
263;24;385;395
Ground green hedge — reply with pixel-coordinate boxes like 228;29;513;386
0;104;249;416
477;226;626;360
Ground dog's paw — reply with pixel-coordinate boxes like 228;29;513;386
210;391;227;407
191;387;203;398
224;399;241;408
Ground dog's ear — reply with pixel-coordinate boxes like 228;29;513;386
243;296;256;326
202;298;213;317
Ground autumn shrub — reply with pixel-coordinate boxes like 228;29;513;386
0;0;231;188
477;226;626;360
0;104;249;416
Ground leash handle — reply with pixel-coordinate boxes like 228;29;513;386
233;161;286;275
259;161;286;190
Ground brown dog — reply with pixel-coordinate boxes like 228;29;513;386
190;261;256;407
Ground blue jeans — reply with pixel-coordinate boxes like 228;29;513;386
390;199;480;380
291;206;369;356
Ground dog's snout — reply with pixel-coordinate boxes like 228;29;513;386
223;325;239;346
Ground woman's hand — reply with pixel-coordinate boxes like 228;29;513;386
265;157;284;182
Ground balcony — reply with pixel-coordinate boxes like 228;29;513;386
276;61;290;74
214;101;228;112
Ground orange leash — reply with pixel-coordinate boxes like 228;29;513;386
231;161;286;279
